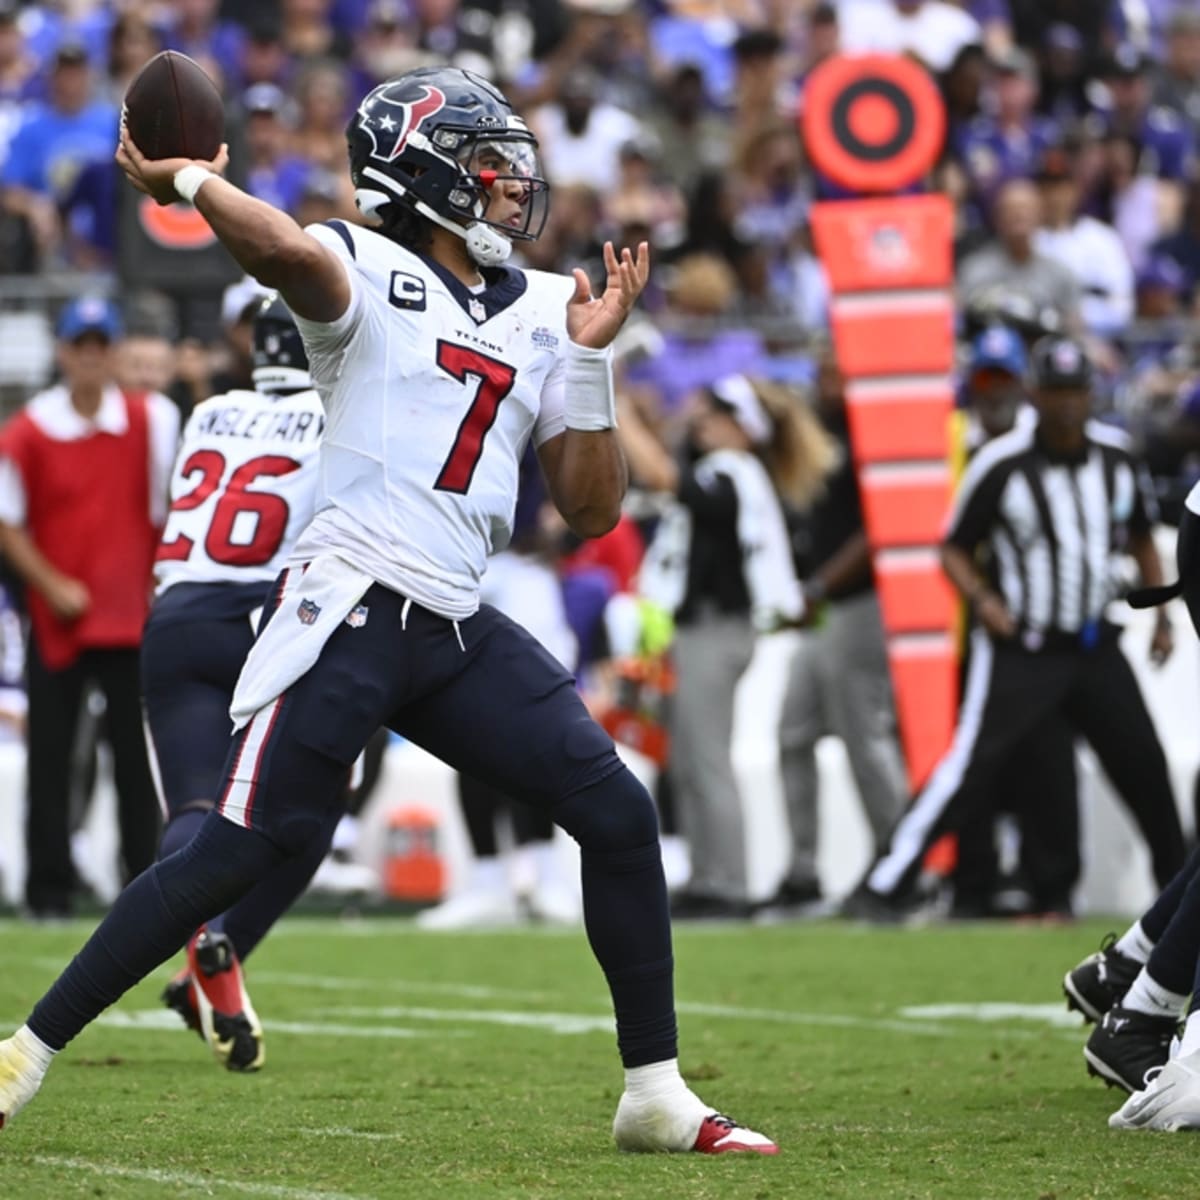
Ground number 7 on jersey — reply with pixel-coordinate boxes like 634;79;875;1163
433;340;517;494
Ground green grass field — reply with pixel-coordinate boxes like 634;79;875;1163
0;915;1195;1200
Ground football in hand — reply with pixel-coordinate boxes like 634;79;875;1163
122;50;224;162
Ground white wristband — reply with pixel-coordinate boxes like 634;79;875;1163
173;165;214;204
564;342;617;431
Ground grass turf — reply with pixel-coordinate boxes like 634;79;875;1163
0;915;1195;1199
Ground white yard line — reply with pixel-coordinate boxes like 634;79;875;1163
314;1005;614;1034
898;1002;1084;1028
31;960;550;999
97;1011;471;1039
249;971;549;1002
32;1155;369;1200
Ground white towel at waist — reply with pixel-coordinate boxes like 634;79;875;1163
230;553;373;731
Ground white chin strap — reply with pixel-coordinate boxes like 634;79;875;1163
356;168;512;266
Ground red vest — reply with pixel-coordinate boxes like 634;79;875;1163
1;392;160;669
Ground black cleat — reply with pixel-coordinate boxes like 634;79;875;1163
161;968;203;1039
838;882;912;925
1063;933;1141;1023
1083;1003;1177;1093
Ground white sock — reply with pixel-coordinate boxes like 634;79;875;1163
1115;920;1155;964
1122;968;1189;1019
1177;1010;1200;1058
13;1025;56;1072
469;857;507;894
623;1059;701;1108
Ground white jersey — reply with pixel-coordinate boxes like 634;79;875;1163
291;219;576;620
155;387;325;593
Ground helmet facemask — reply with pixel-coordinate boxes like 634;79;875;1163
351;100;549;266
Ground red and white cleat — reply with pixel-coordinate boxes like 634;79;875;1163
692;1112;779;1155
186;928;265;1072
613;1089;778;1155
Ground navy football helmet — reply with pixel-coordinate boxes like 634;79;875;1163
252;294;311;394
346;66;549;267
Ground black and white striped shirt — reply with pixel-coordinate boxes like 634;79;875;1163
946;421;1157;635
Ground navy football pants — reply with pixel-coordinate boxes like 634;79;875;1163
140;598;338;960
30;581;676;1068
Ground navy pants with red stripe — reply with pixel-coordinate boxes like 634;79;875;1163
28;580;677;1069
141;582;338;961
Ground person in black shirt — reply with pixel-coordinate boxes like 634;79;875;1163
847;335;1186;917
951;326;1081;919
619;375;836;918
770;348;907;911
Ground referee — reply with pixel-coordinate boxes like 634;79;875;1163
849;335;1186;915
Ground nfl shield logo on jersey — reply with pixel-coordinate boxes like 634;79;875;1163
345;604;369;628
468;297;487;323
297;598;322;625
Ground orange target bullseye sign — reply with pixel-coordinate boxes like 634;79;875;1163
802;54;945;193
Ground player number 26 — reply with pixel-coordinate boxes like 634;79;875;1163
157;451;301;567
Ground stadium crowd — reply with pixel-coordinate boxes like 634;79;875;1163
0;0;1199;931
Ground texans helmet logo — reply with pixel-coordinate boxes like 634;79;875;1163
362;85;447;162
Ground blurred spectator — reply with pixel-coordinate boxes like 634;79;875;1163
543;0;652;115
292;166;351;228
241;83;313;215
1090;130;1172;271
1135;255;1188;322
280;0;350;63
1034;146;1135;337
1093;44;1194;240
1152;178;1200;299
0;42;117;266
734;121;810;312
0;297;178;919
162;0;245;87
621;375;817;919
288;58;352;171
959;178;1082;332
1151;9;1200;126
113;331;176;399
353;0;432;87
940;41;988;139
532;63;641;192
774;351;907;912
969;0;1014;55
100;13;161;108
802;2;842;76
622;253;768;419
837;0;982;73
238;19;292;90
604;132;686;255
644;62;730;198
1035;22;1090;123
0;0;38;163
1008;0;1114;64
729;28;790;146
955;48;1060;233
